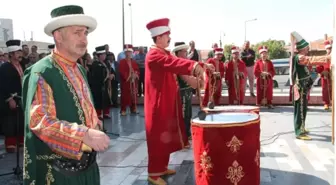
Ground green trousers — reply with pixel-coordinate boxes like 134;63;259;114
180;89;193;137
24;162;100;185
293;91;308;136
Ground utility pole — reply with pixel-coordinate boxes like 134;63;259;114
122;0;125;49
129;3;133;45
244;18;257;41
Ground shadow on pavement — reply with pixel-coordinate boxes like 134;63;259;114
150;160;332;185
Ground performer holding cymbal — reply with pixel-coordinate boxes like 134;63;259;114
202;48;225;107
119;44;140;116
254;46;275;108
225;46;247;105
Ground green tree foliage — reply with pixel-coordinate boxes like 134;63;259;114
223;44;234;61
251;39;289;59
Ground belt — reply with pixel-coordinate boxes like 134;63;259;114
52;151;97;176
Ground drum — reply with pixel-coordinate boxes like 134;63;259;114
191;112;260;185
203;105;260;115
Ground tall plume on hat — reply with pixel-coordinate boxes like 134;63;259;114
289;31;309;85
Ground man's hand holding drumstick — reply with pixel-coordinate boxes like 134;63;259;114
193;63;215;89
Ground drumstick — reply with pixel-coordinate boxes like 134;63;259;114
207;73;216;109
196;76;207;120
196;76;203;109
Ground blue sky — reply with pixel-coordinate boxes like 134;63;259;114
0;0;333;53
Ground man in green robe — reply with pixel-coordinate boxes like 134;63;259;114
22;5;110;185
290;31;331;140
173;42;198;142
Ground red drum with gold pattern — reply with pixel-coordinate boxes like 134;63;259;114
191;112;260;185
203;105;260;115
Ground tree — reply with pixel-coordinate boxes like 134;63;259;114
251;39;289;59
223;44;234;61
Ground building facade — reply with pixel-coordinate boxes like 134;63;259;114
0;18;14;42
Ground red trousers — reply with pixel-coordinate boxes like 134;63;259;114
148;153;170;177
5;136;24;147
121;104;137;112
96;108;110;116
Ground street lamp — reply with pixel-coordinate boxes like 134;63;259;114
219;31;225;48
122;0;125;49
129;3;133;45
244;18;257;41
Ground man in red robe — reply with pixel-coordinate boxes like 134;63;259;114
254;46;276;108
145;18;214;185
316;40;333;110
202;48;225;107
225;46;247;105
119;44;140;115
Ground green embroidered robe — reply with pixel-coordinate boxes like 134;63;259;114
177;76;193;137
22;56;100;185
292;54;311;136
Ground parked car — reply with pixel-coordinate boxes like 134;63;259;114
272;58;321;87
272;58;290;88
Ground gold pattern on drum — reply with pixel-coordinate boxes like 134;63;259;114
226;136;243;153
226;160;245;185
255;150;260;166
200;151;213;175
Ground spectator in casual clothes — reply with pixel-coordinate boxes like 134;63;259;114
134;46;146;96
188;41;201;62
21;44;30;68
241;41;256;97
207;43;218;59
207;42;225;62
39;53;47;59
92;51;98;61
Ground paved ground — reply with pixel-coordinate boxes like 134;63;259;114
0;105;333;185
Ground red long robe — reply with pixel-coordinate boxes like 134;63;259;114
145;46;197;176
254;59;275;105
225;59;247;105
316;63;332;105
119;58;139;112
202;58;225;106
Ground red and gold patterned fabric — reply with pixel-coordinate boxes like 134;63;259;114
29;52;101;160
203;105;260;115
191;112;260;185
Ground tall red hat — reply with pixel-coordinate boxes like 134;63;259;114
146;18;171;37
258;46;268;54
231;46;240;54
124;44;133;52
214;48;224;55
324;40;332;49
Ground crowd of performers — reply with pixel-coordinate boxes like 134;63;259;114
0;4;332;185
